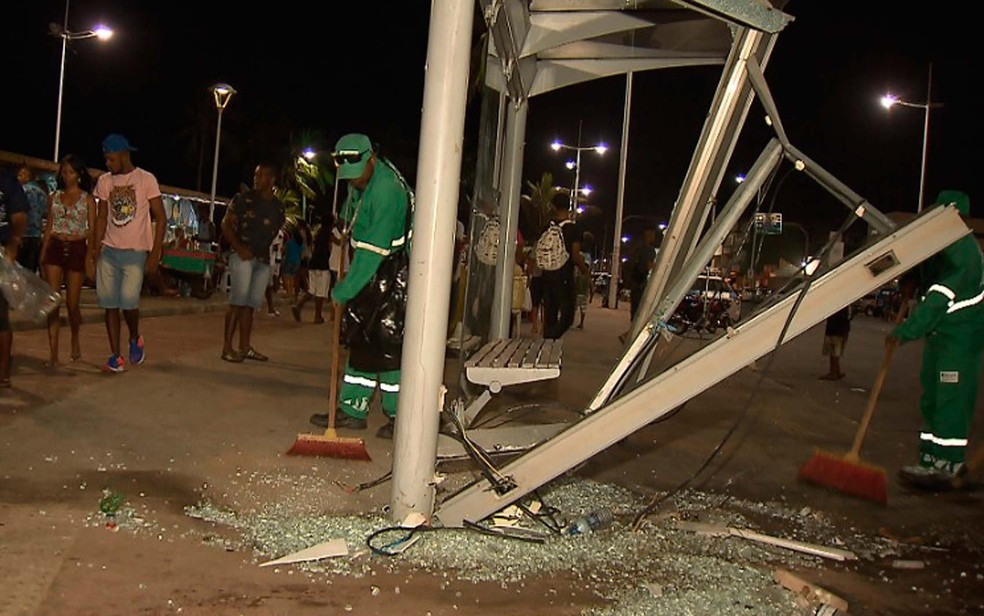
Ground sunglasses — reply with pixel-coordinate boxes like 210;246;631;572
331;149;370;166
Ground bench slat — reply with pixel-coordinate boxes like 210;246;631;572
546;339;563;366
465;338;508;368
506;339;534;368
493;339;523;367
520;340;543;368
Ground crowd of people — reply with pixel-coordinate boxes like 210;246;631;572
3;139;981;477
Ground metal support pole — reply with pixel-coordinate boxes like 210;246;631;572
608;72;633;309
53;0;70;162
572;148;582;211
208;107;224;223
390;0;474;524
917;63;932;214
489;100;527;339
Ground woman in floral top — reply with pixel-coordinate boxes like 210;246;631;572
40;154;97;366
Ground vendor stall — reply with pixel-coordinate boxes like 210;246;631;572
161;247;218;299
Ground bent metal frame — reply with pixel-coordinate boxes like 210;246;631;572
430;0;974;527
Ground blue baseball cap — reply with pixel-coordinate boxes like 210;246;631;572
102;133;138;153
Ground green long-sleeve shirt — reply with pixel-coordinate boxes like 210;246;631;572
332;160;410;304
893;233;984;341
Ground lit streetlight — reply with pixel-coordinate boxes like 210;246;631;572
551;124;607;211
208;83;236;222
50;0;113;161
880;63;942;213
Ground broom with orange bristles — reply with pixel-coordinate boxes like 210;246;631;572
286;301;371;460
286;181;371;460
798;294;911;504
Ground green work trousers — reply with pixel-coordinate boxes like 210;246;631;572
339;363;401;420
917;330;984;470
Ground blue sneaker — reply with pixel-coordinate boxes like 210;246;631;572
129;336;145;365
102;354;125;373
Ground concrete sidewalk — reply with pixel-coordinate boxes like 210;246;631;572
12;286;233;332
1;294;982;615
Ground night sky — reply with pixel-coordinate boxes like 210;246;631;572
3;2;979;254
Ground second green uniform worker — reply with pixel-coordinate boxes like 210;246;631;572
309;134;411;440
892;190;984;488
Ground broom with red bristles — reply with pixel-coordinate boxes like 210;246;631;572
798;295;911;504
286;180;371;461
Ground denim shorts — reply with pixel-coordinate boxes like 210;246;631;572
97;246;147;310
228;253;271;309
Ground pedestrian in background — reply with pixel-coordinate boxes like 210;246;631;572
295;218;313;298
220;161;286;363
619;227;657;343
818;306;851;380
15;163;48;274
292;213;333;324
92;134;166;373
537;198;589;340
264;225;286;316
281;224;303;303
41;154;97;366
0;166;29;388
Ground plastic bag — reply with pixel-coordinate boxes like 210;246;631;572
341;249;408;350
0;254;62;321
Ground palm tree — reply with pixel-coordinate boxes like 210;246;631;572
520;172;567;241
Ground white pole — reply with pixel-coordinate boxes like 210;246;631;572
54;0;70;162
489;101;527;340
208;107;224;223
608;72;633;309
390;0;474;524
917;62;932;214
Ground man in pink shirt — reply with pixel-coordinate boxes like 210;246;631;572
92;134;167;373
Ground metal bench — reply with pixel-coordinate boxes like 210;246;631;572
458;337;563;427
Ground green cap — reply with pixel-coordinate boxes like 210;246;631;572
333;133;374;180
935;190;970;216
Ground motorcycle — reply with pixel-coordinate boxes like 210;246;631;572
668;293;733;335
667;293;705;334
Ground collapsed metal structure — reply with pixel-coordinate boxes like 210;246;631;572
392;1;974;526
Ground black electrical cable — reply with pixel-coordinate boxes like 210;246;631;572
631;203;861;530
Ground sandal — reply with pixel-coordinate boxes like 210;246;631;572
221;350;244;363
243;347;268;362
71;353;82;362
0;378;10;389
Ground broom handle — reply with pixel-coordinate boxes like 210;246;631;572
327;300;343;433
326;173;350;435
848;288;913;459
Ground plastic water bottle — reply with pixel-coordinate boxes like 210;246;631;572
564;508;614;536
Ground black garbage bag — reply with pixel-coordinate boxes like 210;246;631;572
341;249;409;358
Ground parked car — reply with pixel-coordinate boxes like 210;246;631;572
853;285;897;318
688;274;741;323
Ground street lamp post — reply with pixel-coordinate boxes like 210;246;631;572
208;83;236;223
51;0;113;162
551;123;607;212
300;147;317;221
880;63;942;213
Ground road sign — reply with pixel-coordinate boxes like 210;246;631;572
753;212;783;235
768;212;782;235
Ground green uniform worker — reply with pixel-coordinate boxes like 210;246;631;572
308;134;411;440
893;190;984;486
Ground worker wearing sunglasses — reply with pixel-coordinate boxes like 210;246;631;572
309;133;413;440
